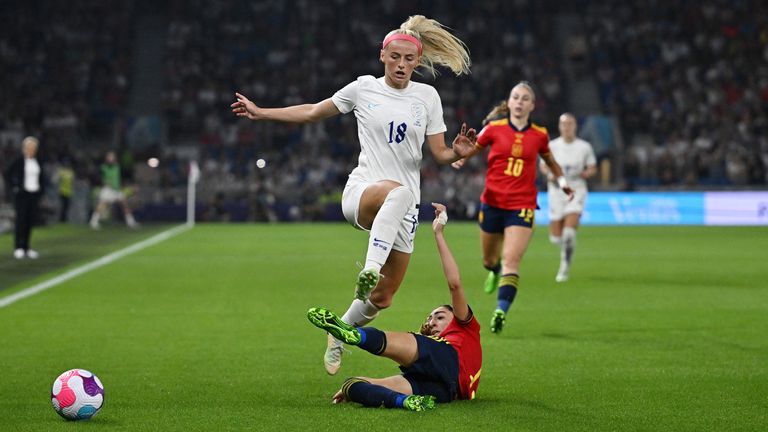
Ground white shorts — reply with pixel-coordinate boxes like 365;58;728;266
98;187;125;204
548;184;587;221
341;179;419;254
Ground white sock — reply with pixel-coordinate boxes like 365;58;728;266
341;299;381;327
363;186;414;272
561;227;577;268
90;212;99;224
549;235;562;245
126;213;136;226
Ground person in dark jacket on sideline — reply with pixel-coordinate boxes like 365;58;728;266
4;136;46;259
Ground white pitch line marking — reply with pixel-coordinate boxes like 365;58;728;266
0;224;191;309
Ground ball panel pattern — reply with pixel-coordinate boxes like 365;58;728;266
51;369;104;420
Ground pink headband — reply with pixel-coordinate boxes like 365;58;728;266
382;33;423;55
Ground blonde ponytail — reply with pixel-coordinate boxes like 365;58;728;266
386;15;471;76
483;101;509;125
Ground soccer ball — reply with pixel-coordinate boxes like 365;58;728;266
51;369;104;420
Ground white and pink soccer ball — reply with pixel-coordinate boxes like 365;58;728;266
51;369;104;420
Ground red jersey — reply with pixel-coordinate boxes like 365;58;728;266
440;313;482;400
476;118;551;209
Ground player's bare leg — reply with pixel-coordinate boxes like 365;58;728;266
354;181;414;299
327;250;410;374
308;312;436;411
326;181;413;375
480;231;503;294
489;226;534;333
119;199;138;228
335;375;434;411
557;213;581;282
89;201;108;230
549;219;564;245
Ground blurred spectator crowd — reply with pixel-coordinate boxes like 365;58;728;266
1;0;765;224
586;0;768;187
0;1;134;149
161;0;565;220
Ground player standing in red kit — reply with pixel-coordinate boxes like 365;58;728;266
453;81;573;334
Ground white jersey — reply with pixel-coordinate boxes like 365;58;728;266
331;75;446;203
548;137;596;189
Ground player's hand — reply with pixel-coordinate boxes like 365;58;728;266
331;389;347;404
451;123;477;159
563;185;575;201
431;202;448;233
231;92;261;120
451;158;466;170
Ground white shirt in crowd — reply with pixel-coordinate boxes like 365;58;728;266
332;75;447;203
547;137;596;189
23;158;40;193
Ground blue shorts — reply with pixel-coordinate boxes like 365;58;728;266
478;203;535;233
400;334;459;403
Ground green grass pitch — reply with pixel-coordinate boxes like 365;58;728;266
1;223;766;431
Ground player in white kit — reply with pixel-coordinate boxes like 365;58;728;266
539;113;596;282
231;15;475;375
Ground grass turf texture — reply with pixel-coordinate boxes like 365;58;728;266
0;223;766;431
0;224;175;293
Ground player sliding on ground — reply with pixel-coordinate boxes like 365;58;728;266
307;203;482;411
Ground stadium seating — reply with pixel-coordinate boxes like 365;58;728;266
1;0;765;223
585;0;767;187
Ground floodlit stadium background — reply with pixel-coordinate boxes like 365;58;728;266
1;2;766;431
1;0;766;227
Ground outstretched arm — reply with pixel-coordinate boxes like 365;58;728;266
426;123;477;165
431;203;470;321
230;93;340;123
